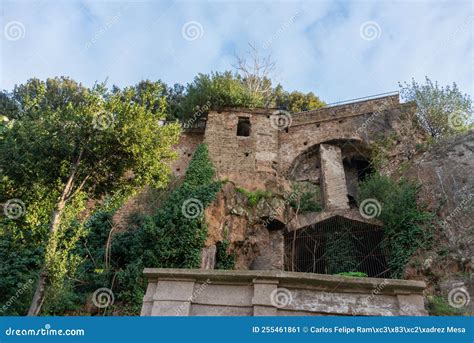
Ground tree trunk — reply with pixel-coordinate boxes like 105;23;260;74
27;149;83;316
27;200;66;316
27;271;48;316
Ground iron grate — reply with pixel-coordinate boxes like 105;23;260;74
284;216;391;278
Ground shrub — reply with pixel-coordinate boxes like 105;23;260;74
358;174;433;278
236;188;272;207
325;226;359;274
215;239;236;270
427;296;463;316
289;182;322;213
336;272;368;277
109;144;221;311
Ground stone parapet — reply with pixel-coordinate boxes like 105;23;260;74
141;268;427;316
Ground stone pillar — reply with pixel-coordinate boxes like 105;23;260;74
397;294;428;316
319;144;350;210
252;279;278;316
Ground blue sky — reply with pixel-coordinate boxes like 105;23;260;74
1;0;473;103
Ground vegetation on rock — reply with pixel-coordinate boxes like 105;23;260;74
289;182;322;213
236;188;273;207
358;174;434;278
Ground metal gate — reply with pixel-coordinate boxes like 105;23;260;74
284;216;391;278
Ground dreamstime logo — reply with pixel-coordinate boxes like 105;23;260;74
3;198;26;219
1;278;34;313
92;111;115;130
4;21;26;41
270;110;292;131
181;21;204;41
183;101;211;129
262;11;300;49
181;198;204;219
270;288;293;308
176;278;211;315
448;110;470;130
92;287;115;308
441;193;473;229
83;12;122;52
359;21;381;41
359;198;382;219
352;101;390;136
448;287;470;308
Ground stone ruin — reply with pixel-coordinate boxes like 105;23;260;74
141;93;429;316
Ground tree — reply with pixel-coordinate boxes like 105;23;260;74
0;77;180;315
233;43;275;106
179;71;263;120
273;85;325;113
399;77;472;138
165;83;186;121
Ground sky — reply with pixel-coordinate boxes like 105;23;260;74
1;0;473;103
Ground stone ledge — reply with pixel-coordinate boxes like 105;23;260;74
287;209;383;231
143;268;426;295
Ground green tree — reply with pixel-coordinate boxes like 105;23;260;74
179;71;263;120
0;77;180;315
399;77;472;138
273;85;325;113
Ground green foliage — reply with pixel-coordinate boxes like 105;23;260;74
0;77;180;314
289;182;322;213
24;144;221;315
273;85;325;113
325;227;359;274
215;239;236;270
180;72;263;120
370;133;399;171
0;228;43;315
176;72;326;120
336;272;368;277
109;144;221;310
427;296;463;316
358;174;434;278
236;188;272;207
399;77;472;138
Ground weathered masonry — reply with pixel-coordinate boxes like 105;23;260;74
141;269;427;316
141;93;428;316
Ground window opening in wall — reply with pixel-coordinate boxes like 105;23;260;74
237;117;251;137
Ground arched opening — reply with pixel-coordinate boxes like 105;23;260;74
288;139;374;210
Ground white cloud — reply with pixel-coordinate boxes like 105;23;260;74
1;0;472;102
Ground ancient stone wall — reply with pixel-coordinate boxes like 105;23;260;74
174;94;425;273
170;131;205;177
176;95;423;189
203;108;279;190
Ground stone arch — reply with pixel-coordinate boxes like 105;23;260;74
287;138;373;209
288;139;371;180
